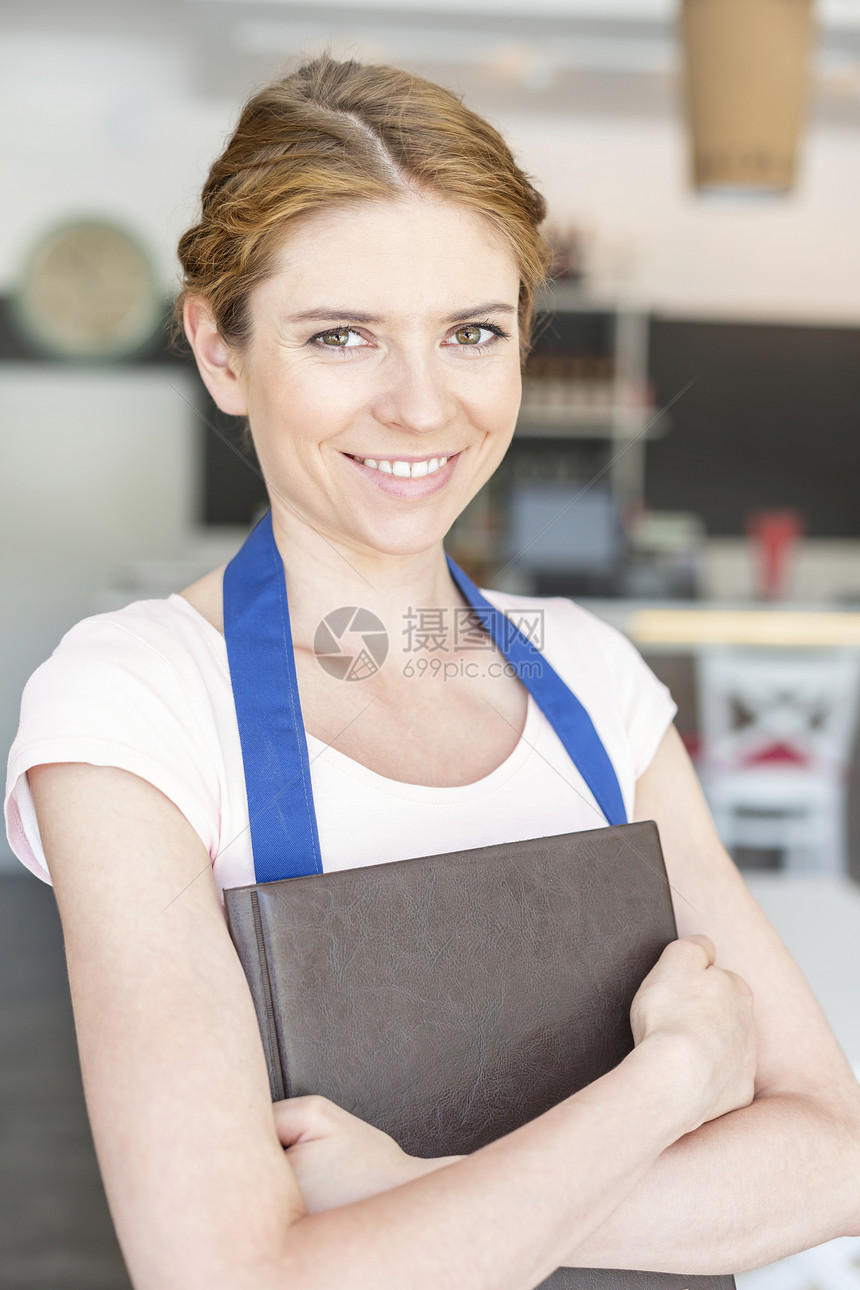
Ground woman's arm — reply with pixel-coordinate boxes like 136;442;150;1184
561;724;860;1272
31;760;748;1290
262;724;860;1275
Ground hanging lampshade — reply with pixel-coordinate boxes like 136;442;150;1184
681;0;816;195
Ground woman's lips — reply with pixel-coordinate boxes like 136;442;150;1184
341;452;461;498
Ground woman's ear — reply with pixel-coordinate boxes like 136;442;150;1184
183;297;249;417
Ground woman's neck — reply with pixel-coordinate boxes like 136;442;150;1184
270;509;471;656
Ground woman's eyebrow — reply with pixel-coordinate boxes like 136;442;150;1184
446;302;517;322
286;308;379;324
284;302;517;325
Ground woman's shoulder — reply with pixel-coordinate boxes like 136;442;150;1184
478;584;677;763
46;575;227;675
175;564;226;636
15;582;232;744
7;582;233;886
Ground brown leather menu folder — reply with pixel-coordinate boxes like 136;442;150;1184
225;820;736;1290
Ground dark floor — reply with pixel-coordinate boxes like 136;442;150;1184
0;875;132;1290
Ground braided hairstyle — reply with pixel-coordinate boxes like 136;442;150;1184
174;54;551;361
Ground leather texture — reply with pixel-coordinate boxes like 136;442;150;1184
225;820;736;1290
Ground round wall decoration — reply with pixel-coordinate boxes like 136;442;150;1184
13;217;164;360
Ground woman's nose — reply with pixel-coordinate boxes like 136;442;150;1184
370;352;455;437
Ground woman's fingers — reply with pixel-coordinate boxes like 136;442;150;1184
271;1096;418;1214
679;932;716;967
272;1094;337;1148
629;930;757;1130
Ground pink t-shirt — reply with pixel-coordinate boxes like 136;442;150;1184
5;589;676;909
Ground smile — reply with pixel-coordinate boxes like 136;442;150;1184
341;450;462;497
346;454;450;478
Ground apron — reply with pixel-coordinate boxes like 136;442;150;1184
219;513;736;1290
222;509;627;885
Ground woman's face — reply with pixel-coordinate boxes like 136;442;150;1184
220;192;522;561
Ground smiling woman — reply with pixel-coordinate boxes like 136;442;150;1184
184;195;524;577
6;51;860;1290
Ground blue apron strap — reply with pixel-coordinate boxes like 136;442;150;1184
224;511;627;885
223;512;323;883
444;556;627;830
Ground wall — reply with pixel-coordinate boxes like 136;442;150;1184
2;33;860;320
1;366;198;869
0;34;214;296
506;114;860;323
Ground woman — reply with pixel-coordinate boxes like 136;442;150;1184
5;54;860;1290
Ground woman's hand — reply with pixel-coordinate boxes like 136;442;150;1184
273;1095;453;1214
629;933;758;1134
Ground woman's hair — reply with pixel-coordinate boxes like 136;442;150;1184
173;54;551;361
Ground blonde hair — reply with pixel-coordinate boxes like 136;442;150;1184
173;55;551;359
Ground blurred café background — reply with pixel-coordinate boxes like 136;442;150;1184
3;1;860;1286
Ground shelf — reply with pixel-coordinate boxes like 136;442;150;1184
525;284;655;507
515;406;670;439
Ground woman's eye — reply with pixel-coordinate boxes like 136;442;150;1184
314;327;364;348
453;324;489;346
449;322;508;350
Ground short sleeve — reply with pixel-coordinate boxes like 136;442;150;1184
583;612;678;780
4;614;222;885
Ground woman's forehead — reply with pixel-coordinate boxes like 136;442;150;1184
262;195;519;313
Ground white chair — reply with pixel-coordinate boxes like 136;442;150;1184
696;648;860;875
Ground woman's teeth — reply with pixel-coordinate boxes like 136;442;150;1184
352;455;449;478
